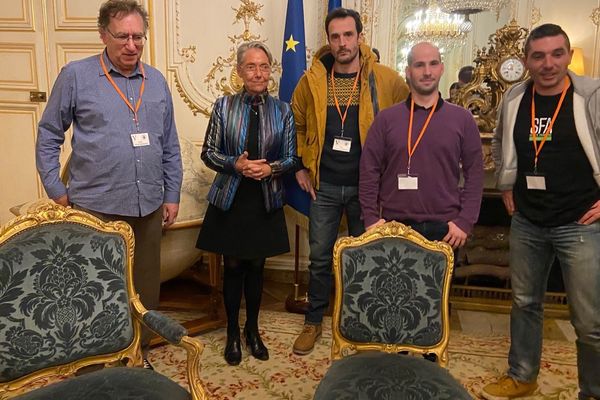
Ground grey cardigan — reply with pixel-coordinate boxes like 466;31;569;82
492;70;600;191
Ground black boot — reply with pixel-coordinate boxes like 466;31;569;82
224;331;242;366
244;326;269;361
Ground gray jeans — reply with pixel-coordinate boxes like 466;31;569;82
508;212;600;399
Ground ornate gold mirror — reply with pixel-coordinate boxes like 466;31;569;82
452;19;529;134
452;20;529;175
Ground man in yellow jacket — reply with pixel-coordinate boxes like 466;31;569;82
291;7;409;355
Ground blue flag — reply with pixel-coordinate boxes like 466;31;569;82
279;0;306;103
280;0;310;217
328;0;342;11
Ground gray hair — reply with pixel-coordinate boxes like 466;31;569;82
236;41;273;66
98;0;149;32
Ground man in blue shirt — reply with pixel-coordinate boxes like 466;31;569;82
36;0;182;367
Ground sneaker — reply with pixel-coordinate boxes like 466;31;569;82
480;375;538;400
293;324;322;355
142;358;155;370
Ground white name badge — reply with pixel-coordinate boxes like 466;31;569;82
398;174;418;190
131;132;150;147
332;136;352;153
526;174;546;190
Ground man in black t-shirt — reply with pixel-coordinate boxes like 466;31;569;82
482;24;600;400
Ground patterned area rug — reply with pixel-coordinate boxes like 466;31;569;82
149;309;579;400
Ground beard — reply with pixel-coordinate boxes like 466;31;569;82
409;79;439;96
334;48;359;65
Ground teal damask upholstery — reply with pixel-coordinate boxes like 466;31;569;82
0;205;208;400
339;237;446;346
14;368;190;400
0;223;133;382
314;222;467;400
314;352;471;400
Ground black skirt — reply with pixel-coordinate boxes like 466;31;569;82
196;181;289;259
196;103;290;259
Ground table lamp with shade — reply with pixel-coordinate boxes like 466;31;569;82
570;47;585;76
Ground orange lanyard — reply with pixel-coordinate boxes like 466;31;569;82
530;76;570;172
406;96;437;174
330;68;360;136
99;54;146;125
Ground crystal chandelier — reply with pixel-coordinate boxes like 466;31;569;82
403;6;466;51
398;4;466;71
438;0;510;16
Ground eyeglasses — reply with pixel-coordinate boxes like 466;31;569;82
242;64;271;73
105;28;146;45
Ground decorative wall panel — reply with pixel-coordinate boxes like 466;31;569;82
0;0;33;31
56;42;106;69
0;44;37;89
0;106;40;225
51;0;150;30
52;0;105;30
166;0;286;118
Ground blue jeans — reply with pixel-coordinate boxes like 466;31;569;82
508;213;600;399
305;182;364;324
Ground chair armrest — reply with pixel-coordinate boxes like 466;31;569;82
141;310;208;400
142;310;187;344
178;335;208;400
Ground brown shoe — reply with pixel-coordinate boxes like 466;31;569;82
293;324;322;355
480;375;538;400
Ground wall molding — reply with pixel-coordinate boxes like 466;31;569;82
0;0;33;31
0;43;37;89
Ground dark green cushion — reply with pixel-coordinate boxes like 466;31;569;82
14;367;190;400
314;352;471;400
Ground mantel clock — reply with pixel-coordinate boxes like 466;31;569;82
453;20;529;135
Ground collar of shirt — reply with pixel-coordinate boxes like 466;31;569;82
98;49;144;79
405;92;445;112
241;88;268;106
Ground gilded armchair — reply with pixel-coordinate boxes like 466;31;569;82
314;221;470;399
0;204;208;399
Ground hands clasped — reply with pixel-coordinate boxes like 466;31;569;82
235;151;271;180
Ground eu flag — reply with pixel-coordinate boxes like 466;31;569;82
279;0;306;103
328;0;342;11
280;0;310;217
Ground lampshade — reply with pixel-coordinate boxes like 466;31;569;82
570;47;585;76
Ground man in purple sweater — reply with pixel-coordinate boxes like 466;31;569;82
360;42;484;247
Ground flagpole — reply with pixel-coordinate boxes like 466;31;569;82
285;224;309;313
280;0;310;314
281;0;342;314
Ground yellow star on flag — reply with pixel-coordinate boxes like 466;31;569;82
285;34;300;52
